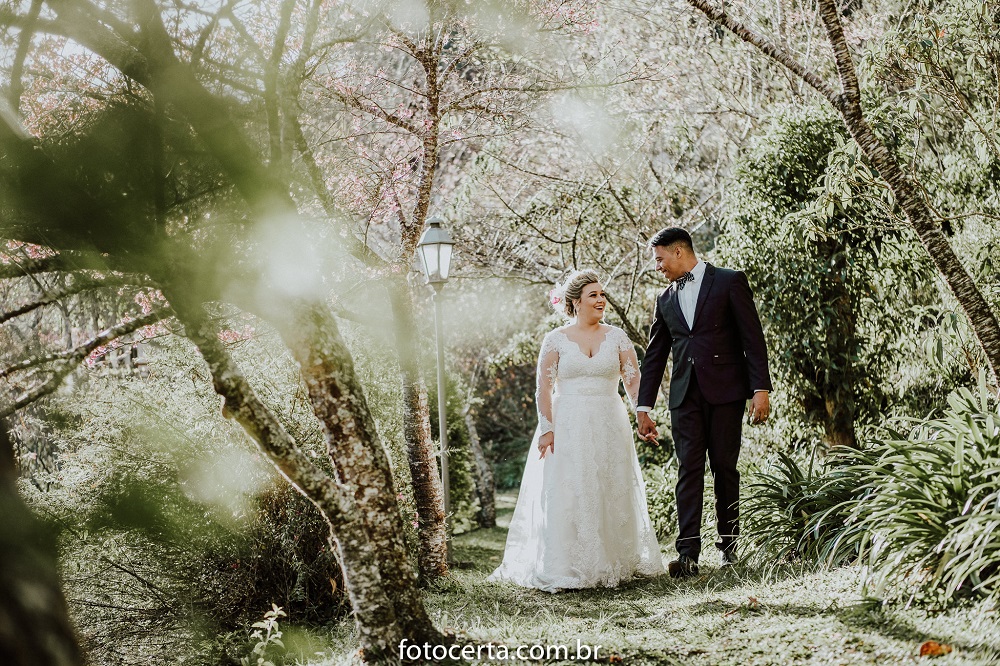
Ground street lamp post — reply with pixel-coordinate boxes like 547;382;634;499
416;216;455;562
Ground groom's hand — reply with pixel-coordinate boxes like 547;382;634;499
748;391;770;425
637;412;659;444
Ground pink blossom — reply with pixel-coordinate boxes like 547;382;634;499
217;325;256;344
1;240;58;263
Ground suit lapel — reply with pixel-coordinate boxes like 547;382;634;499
668;284;689;333
691;263;716;330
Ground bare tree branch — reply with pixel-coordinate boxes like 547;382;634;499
684;0;843;110
1;309;169;418
334;90;422;135
604;291;643;346
0;272;154;326
0;252;107;280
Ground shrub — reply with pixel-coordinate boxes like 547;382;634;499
718;103;936;449
741;379;1000;606
838;381;1000;604
740;450;863;567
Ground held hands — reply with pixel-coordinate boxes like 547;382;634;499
747;391;770;425
538;431;555;459
636;411;659;445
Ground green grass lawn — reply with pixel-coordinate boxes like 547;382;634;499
307;494;1000;665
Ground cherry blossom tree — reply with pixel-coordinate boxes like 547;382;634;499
0;0;444;660
282;0;617;579
450;0;823;309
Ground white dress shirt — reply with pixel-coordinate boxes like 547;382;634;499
678;259;707;330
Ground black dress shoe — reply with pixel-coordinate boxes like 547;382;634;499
720;550;738;568
667;555;699;578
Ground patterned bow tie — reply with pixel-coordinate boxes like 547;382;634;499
675;272;694;290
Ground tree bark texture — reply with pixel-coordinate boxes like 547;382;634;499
386;37;449;582
281;302;439;641
168;296;440;662
0;423;83;666
686;0;1000;384
389;277;449;582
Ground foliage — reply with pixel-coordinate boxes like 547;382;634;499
740;449;863;568
427;371;480;534
743;377;1000;607
241;605;287;666
836;379;1000;605
719;103;937;448
19;335;346;664
635;403;675;467
860;0;1000;231
641;463;677;542
830;0;1000;388
477;332;539;490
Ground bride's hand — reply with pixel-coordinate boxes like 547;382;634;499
538;432;554;459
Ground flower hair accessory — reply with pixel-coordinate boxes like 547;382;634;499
548;284;569;316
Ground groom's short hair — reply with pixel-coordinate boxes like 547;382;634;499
649;227;694;252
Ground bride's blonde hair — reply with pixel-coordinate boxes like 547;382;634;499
549;269;602;318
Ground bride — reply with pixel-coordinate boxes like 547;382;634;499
488;270;664;592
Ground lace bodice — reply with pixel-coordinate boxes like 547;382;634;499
535;325;640;435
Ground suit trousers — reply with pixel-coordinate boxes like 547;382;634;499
670;371;744;560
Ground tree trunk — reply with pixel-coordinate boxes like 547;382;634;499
823;398;857;449
0;423;84;666
389;277;449;582
463;405;496;529
814;0;1000;385
386;39;449;582
281;302;439;641
168;296;442;662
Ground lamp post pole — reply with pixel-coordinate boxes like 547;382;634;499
431;282;450;563
416;215;455;565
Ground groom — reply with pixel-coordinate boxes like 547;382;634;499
636;227;772;577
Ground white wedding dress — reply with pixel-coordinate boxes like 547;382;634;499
488;325;664;592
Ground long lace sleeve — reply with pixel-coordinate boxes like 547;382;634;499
616;328;641;413
535;333;559;435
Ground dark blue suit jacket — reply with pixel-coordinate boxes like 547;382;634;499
638;264;772;410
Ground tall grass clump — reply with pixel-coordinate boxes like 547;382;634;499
838;383;1000;604
740;449;864;567
741;381;1000;606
